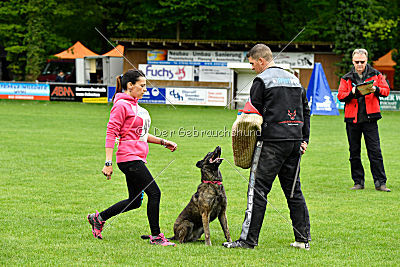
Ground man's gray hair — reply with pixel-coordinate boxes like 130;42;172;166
352;48;368;59
247;44;273;62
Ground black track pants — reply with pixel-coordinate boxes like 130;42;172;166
346;121;387;187
239;141;311;246
100;160;161;236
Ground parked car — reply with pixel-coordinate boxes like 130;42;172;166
37;59;75;82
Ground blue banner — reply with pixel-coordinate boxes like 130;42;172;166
306;63;339;115
108;86;116;103
0;82;49;100
107;87;166;104
139;87;166;104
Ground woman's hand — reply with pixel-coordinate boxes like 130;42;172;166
102;165;113;180
164;140;177;152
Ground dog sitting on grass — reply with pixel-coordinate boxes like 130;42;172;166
170;146;232;246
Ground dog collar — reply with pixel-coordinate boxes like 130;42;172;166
202;180;222;185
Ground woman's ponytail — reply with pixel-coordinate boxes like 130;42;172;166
112;74;124;102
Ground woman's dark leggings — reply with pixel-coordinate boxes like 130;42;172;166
99;160;161;236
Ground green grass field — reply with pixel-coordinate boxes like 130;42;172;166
1;100;399;266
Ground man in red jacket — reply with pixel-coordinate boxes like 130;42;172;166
338;48;391;192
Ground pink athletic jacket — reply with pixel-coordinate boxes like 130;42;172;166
105;93;151;163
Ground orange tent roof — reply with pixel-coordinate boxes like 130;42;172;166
373;49;396;67
102;45;124;57
54;41;98;59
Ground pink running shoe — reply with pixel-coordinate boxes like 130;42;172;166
149;233;176;247
87;211;105;239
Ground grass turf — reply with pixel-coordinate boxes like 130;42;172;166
0;99;399;265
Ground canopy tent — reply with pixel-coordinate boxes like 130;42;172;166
102;45;124;57
54;41;98;59
373;49;396;88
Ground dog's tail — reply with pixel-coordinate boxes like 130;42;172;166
141;234;176;240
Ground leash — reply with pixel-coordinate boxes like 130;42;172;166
290;148;303;198
102;159;176;232
95;27;176;109
225;27;306;109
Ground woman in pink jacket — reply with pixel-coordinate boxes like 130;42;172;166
87;69;177;246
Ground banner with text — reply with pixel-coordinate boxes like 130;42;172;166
166;88;227;106
0;82;49;100
138;64;193;81
199;66;231;82
331;91;400;111
50;83;107;102
273;52;314;69
139;87;167;104
166;50;245;63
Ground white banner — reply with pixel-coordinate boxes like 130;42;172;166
139;64;193;81
199;66;231;82
166;88;227;106
168;50;245;63
273;52;314;69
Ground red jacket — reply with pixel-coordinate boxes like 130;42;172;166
338;65;390;123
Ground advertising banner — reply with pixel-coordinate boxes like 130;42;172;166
199;66;231;82
330;91;400;111
147;61;227;66
273;52;314;69
0;82;50;100
108;86;116;103
167;50;245;63
147;50;167;61
139;87;167;104
331;92;345;110
138;64;193;81
50;83;107;102
379;92;400;110
166;88;227;106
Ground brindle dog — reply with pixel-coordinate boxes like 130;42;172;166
171;146;232;246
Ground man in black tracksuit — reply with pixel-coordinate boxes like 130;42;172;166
224;44;311;250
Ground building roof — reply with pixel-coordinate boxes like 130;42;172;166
113;38;334;52
102;45;125;57
54;41;99;59
373;49;396;67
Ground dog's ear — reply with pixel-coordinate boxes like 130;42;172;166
196;160;203;168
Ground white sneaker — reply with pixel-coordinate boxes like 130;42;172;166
290;241;310;250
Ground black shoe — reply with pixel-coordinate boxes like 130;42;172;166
222;240;254;249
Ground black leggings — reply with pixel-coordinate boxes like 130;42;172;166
99;160;161;236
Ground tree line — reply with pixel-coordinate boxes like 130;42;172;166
0;0;399;84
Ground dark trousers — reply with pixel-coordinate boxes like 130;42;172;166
346;121;387;187
100;160;161;236
240;141;311;246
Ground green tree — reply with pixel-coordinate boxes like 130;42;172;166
0;1;75;81
334;0;378;77
0;1;27;80
301;0;337;42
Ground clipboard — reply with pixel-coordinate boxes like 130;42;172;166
356;80;374;95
